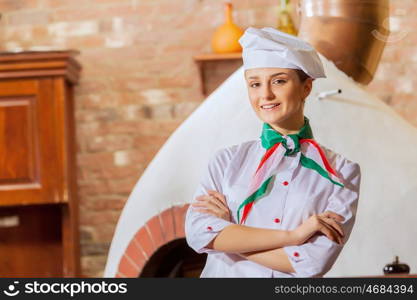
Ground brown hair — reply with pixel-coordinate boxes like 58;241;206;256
295;69;311;82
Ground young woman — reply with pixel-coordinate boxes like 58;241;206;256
184;27;361;277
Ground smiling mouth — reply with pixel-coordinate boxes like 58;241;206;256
260;103;281;110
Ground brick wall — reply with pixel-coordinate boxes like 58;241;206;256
0;0;415;277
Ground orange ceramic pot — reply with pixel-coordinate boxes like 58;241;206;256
211;2;244;53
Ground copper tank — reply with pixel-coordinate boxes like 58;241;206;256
294;0;390;85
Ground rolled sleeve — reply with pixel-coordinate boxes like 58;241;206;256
185;148;236;254
185;206;234;254
283;160;361;277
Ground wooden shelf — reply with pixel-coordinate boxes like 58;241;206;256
193;52;242;96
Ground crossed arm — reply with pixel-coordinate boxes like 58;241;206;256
192;190;345;274
206;225;297;273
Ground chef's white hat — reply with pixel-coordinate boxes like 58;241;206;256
239;27;326;79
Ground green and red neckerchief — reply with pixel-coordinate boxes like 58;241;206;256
237;116;344;225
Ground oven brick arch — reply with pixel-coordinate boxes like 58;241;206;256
115;204;190;278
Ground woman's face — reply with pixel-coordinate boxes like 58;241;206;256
244;67;312;127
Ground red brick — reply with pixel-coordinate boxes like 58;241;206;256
77;152;114;169
75;78;110;95
85;134;134;153
118;92;148;106
31;25;49;40
93;224;118;243
105;120;181;136
51;4;138;22
109;75;158;92
99;164;143;180
115;272;126;278
81;195;126;210
124;239;147;270
77;179;111;197
93;0;140;8
133;135;168;149
158;73;195;88
134;226;156;259
118;254;140;278
7;11;50;26
145;215;165;249
107;177;138;194
79;210;120;226
159;208;175;242
172;102;199;119
67;35;105;49
40;0;91;9
100;121;141;135
172;204;189;238
0;0;38;12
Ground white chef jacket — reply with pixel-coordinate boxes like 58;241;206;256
184;137;361;278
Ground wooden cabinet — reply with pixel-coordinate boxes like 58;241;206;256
0;51;81;277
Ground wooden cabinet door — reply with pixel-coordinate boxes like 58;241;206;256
0;78;66;206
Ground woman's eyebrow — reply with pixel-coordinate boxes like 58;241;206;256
270;72;288;77
247;72;288;79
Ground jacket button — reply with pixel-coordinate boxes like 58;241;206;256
274;218;280;223
283;181;289;186
293;251;300;257
207;226;213;231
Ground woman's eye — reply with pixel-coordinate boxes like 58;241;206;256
250;82;260;88
273;79;286;84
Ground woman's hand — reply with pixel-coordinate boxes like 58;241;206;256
191;190;232;222
291;211;345;245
